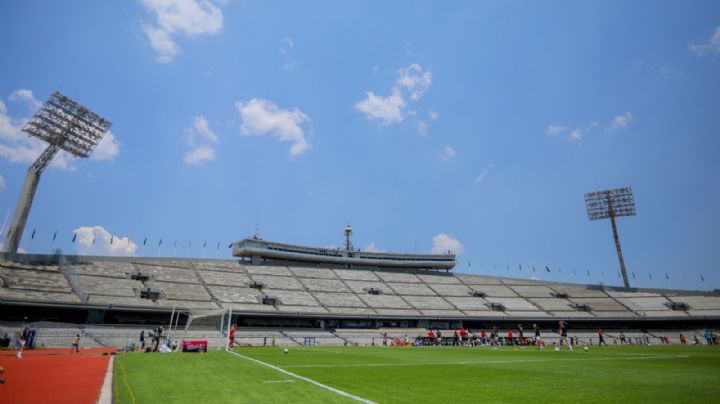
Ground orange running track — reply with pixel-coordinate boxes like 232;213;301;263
0;348;115;404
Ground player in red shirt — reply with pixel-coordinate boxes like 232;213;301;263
507;329;514;345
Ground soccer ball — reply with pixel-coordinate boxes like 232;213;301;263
584;346;589;351
284;348;288;354
554;347;560;352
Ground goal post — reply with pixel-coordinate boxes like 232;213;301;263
178;307;233;351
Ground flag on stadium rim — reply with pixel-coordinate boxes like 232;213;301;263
649;273;653;280
203;240;207;248
31;228;36;239
158;238;163;247
110;234;114;244
665;272;669;280
227;243;232;248
545;265;551;272
532;266;536;272
632;272;636;279
53;230;57;242
587;269;590;277
174;240;178;247
701;274;705;282
143;237;147;246
72;232;77;243
216;241;220;250
519;264;522;271
92;234;96;245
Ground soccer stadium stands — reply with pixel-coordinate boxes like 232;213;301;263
2;253;719;349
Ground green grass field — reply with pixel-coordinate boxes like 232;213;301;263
114;345;720;403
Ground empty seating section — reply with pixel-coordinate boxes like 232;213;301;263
375;272;421;283
508;285;555;298
249;275;303;290
300;278;350;292
427;283;472;296
313;292;368;307
616;297;672;312
134;264;198;283
359;294;411;309
488;297;541;311
473;285;519;297
529;298;574;311
344;280;390;294
77;276;140;297
403;295;454;310
417;274;461;284
446;297;490;311
387;282;436;296
290;267;338;279
2;257;718;324
332;269;380;281
266;290;320;306
207;286;261;303
197;270;251;287
570;297;627;311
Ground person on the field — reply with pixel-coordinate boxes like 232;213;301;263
704;329;713;345
558;320;572;351
533;324;542;348
518;324;524;346
0;365;5;384
619;331;627;345
460;327;468;346
139;330;146;350
154;326;164;351
71;334;80;353
453;330;459;346
17;327;28;359
490;327;498;346
436;330;442;346
679;334;686;345
228;324;236;349
598;329;607;346
507;328;514;346
480;330;487;345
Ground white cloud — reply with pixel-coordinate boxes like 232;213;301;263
428;110;438;120
431;233;464;255
610;112;633;130
439;145;455;161
183;145;215;165
355;63;432;126
570;128;583;140
417;121;428;135
280;37;297;70
0;174;5;189
396;63;432;101
354;89;406;126
365;242;386;253
688;26;720;57
90;131;120;161
547;124;566;136
142;0;225;63
0;91;120;169
475;163;495;183
9;89;42;110
74;226;138;256
236;98;311;157
183;115;218;165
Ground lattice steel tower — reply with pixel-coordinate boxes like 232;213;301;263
584;187;637;289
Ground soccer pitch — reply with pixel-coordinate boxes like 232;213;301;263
114;345;720;403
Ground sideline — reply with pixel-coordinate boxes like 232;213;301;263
226;350;376;404
282;354;691;369
98;356;115;404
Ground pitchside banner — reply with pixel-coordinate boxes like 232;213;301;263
182;340;208;352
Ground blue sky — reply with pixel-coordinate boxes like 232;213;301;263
1;1;719;291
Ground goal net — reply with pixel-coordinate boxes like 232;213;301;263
175;308;233;351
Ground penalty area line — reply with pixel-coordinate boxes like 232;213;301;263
227;350;376;404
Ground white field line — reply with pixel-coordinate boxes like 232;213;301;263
227;350;376;404
262;380;295;384
302;348;343;354
282;354;690;369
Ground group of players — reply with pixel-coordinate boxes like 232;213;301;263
380;320;577;349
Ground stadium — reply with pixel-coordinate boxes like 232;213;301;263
2;1;720;403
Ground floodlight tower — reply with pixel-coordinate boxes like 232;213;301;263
3;92;111;255
344;224;353;251
584;187;636;289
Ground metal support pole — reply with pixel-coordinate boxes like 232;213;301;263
3;145;59;255
610;214;630;289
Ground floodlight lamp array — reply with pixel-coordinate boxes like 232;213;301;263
584;187;636;221
22;92;112;158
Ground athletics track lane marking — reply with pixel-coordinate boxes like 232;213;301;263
281;354;691;369
226;350;376;404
